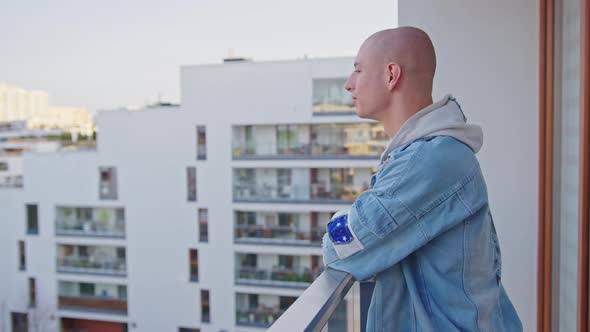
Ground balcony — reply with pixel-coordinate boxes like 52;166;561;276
236;307;286;328
58;281;127;315
0;174;22;188
232;123;387;160
236;293;296;328
57;256;126;276
55;207;125;238
235;225;324;246
236;266;321;289
58;295;127;315
234;183;365;204
233;168;373;204
57;245;126;276
236;253;323;289
56;219;125;238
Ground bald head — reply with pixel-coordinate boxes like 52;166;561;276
363;27;436;88
344;27;437;135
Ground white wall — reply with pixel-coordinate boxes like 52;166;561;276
399;1;538;330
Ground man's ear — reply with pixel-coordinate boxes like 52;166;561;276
386;63;401;90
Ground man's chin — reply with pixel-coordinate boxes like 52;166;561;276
355;108;373;120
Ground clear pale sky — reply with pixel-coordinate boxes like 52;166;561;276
0;0;397;113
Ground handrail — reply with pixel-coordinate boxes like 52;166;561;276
268;268;354;332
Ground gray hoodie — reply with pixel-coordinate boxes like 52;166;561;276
379;94;483;164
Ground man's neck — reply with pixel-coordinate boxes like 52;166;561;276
382;95;434;138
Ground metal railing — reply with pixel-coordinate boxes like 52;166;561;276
236;266;322;288
232;142;383;159
268;268;362;332
233;183;363;203
55;219;125;238
234;225;323;245
0;175;23;188
58;295;127;315
56;256;126;276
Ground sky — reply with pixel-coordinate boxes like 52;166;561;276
0;0;397;114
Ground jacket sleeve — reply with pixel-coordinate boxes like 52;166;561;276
322;137;486;281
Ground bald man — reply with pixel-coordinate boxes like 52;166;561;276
322;27;522;331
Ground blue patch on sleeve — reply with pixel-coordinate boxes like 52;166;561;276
327;213;354;244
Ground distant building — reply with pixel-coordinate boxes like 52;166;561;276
0;83;94;135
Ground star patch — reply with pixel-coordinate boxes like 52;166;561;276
327;213;354;244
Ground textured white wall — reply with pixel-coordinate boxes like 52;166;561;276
399;1;539;330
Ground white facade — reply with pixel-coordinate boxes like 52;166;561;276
398;0;539;330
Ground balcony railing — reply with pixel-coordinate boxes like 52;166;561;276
268;268;370;332
235;225;323;246
55;219;125;238
236;266;321;288
236;307;286;328
58;295;127;315
233;142;381;160
56;256;126;276
0;175;23;188
233;183;363;203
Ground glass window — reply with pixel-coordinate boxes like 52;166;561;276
28;278;36;308
79;283;95;297
189;249;199;281
187;167;197;202
18;240;25;271
312;78;354;114
197;125;207;160
26;204;38;235
199;208;208;242
99;167;117;200
201;289;210;323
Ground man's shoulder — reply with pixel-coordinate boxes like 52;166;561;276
376;136;483;215
383;135;479;181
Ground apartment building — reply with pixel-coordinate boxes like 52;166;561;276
0;57;389;332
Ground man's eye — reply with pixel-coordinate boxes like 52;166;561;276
354;70;361;73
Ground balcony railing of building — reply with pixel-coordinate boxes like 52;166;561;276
236;307;286;328
232;142;382;160
268;268;371;332
55;219;125;238
234;225;324;246
56;256;126;276
233;183;364;204
236;266;322;288
58;295;127;315
0;175;23;188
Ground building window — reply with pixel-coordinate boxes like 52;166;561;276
28;278;36;308
99;167;117;200
179;328;200;332
201;289;210;323
26;204;39;235
197;125;207;160
0;161;8;171
79;282;95;296
11;312;28;332
187;167;197;202
199;208;208;242
18;240;25;271
189;249;198;281
312;78;354;115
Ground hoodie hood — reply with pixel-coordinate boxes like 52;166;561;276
379;94;483;164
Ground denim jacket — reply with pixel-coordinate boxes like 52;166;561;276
322;95;522;331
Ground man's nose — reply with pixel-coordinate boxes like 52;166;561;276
344;77;353;92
